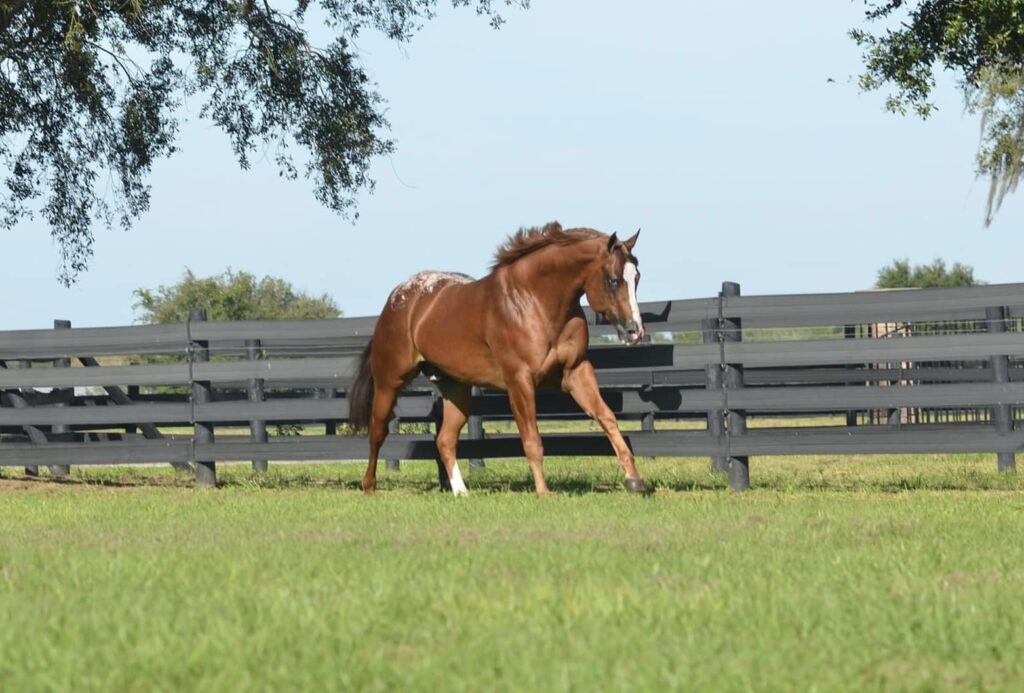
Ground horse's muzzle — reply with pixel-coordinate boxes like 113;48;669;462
616;319;645;346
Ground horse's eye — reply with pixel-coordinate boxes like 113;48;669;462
606;277;622;290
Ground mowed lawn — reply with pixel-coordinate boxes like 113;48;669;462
2;455;1024;691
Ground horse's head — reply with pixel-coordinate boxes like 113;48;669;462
584;229;645;345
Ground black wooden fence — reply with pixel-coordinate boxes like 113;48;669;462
2;281;1024;491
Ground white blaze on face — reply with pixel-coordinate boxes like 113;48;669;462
623;261;643;336
449;462;469;496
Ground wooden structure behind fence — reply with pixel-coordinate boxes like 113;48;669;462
2;282;1024;491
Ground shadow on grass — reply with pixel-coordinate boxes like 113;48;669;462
3;460;1023;495
0;469;195;489
222;475;636;495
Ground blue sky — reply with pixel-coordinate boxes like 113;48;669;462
3;1;1022;329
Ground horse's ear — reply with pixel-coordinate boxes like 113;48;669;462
623;228;640;250
606;232;619;252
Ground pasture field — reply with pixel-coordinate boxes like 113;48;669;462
2;454;1024;692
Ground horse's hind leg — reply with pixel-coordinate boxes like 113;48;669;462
362;383;401;495
434;381;472;496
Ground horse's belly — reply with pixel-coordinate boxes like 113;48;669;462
420;345;505;389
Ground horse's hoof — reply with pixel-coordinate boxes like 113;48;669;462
624;478;652;495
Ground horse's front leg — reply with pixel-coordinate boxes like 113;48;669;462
563;361;650;494
506;372;550;496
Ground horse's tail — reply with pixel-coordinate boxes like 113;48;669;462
348;339;375;432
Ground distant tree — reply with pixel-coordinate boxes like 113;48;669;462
874;259;981;289
134;268;340;323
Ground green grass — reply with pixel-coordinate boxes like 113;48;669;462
3;455;1024;691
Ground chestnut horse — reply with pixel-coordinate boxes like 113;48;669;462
349;222;648;496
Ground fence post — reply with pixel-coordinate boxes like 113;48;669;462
16;360;39;477
189;309;216;488
468;386;485;471
844;324;858;427
386;417;401;471
246;339;267;473
986;306;1016;473
721;281;750;492
321;386;338;436
49;319;72;479
702;317;727;474
126;385;139;436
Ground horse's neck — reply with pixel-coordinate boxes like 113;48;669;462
508;242;599;324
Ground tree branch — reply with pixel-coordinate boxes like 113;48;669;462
83;38;143;84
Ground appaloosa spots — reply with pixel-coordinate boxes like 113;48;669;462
388;271;474;309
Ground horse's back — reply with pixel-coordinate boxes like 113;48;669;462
381;271;480;334
373;270;484;366
378;270;506;385
385;271;474;311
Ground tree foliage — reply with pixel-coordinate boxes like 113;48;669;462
133;268;340;323
971;66;1024;223
874;258;981;289
851;1;1024;225
0;1;525;284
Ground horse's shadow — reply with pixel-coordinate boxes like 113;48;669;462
463;478;623;495
14;468;999;495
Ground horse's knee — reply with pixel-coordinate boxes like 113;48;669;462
523;437;544;461
436;433;458;460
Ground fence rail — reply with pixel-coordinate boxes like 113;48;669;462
2;281;1023;490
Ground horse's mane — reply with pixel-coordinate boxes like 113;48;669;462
491;222;603;269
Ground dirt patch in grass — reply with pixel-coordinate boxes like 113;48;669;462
0;474;194;493
0;478;66;493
